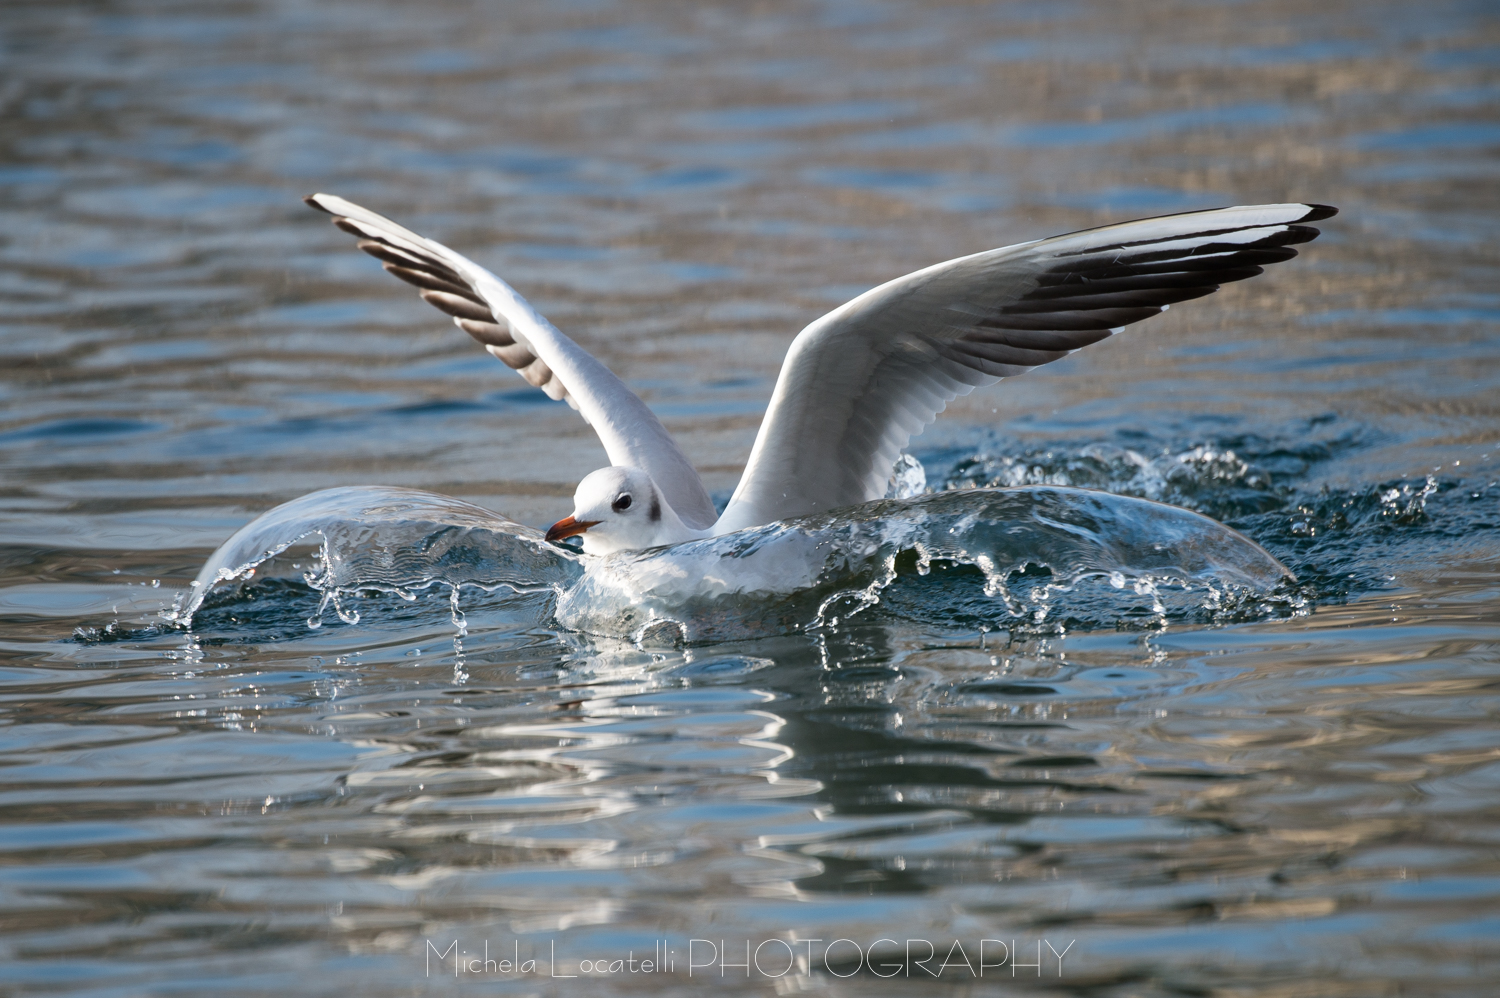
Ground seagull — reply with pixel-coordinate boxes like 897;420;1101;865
304;194;1334;555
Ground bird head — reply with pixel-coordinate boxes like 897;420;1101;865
546;466;672;555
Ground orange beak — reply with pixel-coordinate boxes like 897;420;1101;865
545;515;599;543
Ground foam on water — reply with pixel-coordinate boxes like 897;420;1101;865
176;482;1292;643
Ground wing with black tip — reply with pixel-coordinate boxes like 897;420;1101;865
304;193;718;530
714;203;1336;533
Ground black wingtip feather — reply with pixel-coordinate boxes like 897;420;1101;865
355;240;464;284
1125;244;1300;268
1285;224;1321;244
1299;204;1338;222
383;263;484;303
420;289;496;323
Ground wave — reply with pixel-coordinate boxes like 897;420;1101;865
174;484;1293;643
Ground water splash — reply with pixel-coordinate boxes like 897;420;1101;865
549;487;1289;641
172;486;581;627
944;442;1284;516
171;484;1294;644
885;452;927;500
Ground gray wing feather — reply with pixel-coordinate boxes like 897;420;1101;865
305;194;718;530
714;203;1335;533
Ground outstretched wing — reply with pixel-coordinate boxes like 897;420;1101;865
305;193;718;530
714;203;1336;533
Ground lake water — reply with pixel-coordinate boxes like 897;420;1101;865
2;0;1498;994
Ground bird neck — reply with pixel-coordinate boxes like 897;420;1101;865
646;496;711;548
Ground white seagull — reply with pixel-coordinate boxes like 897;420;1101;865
305;194;1334;555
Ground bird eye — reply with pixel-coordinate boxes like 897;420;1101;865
611;493;632;512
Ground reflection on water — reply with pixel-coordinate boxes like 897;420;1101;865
2;0;1498;994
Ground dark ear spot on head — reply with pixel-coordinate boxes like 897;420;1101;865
649;490;661;522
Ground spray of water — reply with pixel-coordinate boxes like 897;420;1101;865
171;483;1291;644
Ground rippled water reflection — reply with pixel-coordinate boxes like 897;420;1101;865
2;1;1498;994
